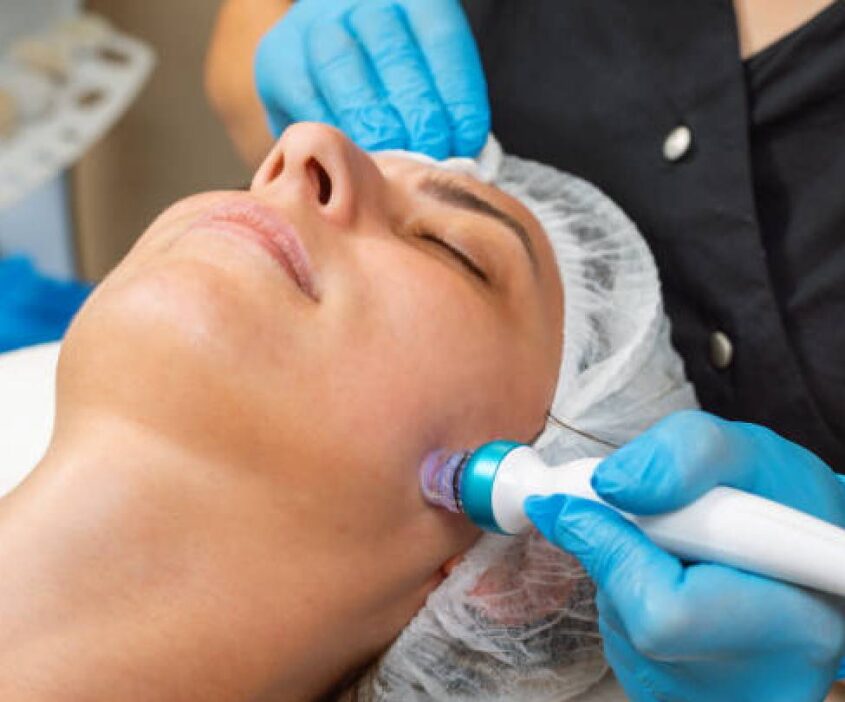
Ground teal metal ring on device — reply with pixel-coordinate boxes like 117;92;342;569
460;440;521;534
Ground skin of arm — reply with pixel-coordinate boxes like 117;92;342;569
205;0;293;167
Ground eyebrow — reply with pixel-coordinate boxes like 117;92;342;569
418;176;538;268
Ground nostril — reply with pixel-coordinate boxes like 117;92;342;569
306;157;333;206
267;152;284;183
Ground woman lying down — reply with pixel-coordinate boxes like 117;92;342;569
0;123;696;701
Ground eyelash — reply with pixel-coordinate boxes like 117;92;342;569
415;229;490;284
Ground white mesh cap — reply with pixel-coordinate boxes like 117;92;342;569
358;139;699;701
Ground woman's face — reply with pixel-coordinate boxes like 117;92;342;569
55;123;563;671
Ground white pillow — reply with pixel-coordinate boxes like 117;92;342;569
0;342;59;498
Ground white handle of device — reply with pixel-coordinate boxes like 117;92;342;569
491;447;845;598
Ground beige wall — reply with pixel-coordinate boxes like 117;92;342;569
73;0;252;280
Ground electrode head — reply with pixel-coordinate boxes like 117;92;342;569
420;449;468;513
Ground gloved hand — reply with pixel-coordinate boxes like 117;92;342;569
525;410;845;702
254;0;490;159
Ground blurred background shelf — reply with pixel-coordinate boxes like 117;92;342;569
0;0;84;279
0;0;251;282
0;0;156;280
73;0;251;280
0;0;251;352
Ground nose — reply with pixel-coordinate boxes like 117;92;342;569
251;123;382;227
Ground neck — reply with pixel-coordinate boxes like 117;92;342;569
0;415;360;701
733;0;836;59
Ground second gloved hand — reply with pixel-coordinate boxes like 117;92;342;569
255;0;490;159
526;411;845;702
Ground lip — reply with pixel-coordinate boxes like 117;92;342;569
195;199;319;301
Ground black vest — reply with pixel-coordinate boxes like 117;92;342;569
462;0;845;470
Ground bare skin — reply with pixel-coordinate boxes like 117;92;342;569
0;124;563;701
204;0;837;168
205;0;291;165
733;0;837;58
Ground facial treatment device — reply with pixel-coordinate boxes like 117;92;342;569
421;441;845;598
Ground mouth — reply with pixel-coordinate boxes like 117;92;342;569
195;199;319;301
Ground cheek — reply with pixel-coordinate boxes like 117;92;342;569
316;245;543;459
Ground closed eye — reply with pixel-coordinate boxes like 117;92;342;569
417;231;490;284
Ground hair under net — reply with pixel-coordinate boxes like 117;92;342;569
354;139;699;701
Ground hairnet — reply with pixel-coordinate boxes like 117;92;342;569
355;139;699;701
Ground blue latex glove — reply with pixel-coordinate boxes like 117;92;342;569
0;256;91;353
255;0;490;158
525;410;845;702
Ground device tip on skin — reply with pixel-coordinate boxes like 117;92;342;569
420;449;468;514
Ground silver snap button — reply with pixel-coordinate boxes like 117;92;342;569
710;331;734;370
663;125;693;162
